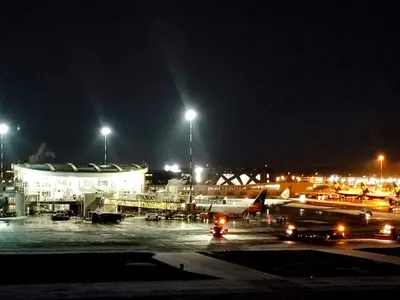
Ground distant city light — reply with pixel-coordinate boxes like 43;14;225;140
165;164;181;173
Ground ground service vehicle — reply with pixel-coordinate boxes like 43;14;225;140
51;213;70;221
145;213;161;221
285;224;345;241
91;212;123;223
374;224;399;240
211;217;228;237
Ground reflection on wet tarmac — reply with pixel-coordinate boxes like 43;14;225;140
0;205;397;252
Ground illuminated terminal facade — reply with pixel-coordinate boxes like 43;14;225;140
12;163;148;205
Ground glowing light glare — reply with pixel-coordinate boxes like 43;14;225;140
165;164;181;173
337;225;345;232
0;124;9;135
219;218;226;225
378;155;385;162
276;177;280;182
101;127;111;136
383;224;393;234
0;221;8;230
185;109;196;121
287;224;296;235
194;166;203;183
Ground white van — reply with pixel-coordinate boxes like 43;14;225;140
145;213;160;221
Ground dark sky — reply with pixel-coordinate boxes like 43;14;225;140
0;1;399;171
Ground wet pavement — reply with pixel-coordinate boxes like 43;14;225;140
200;250;400;277
0;252;215;285
1;205;400;298
0;205;399;252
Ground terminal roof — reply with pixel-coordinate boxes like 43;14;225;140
19;163;144;173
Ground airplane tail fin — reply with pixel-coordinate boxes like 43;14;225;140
360;182;370;194
393;182;400;197
252;190;267;208
333;181;342;191
277;187;291;200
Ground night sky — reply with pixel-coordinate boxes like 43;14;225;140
0;1;399;171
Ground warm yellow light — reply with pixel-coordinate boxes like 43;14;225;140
384;224;393;230
288;224;296;230
219;218;226;225
378;155;384;162
337;225;345;232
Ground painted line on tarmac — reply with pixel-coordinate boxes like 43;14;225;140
319;248;400;265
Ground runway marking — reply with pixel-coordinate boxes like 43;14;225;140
297;220;329;224
319;248;400;265
222;234;278;241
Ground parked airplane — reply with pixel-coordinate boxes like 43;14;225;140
334;181;400;199
362;182;400;199
333;181;366;198
197;188;292;220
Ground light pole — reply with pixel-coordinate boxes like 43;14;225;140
378;155;384;182
185;109;196;203
0;124;9;181
101;127;111;165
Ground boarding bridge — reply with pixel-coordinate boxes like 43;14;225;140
106;199;183;211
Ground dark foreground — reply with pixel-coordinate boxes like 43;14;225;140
2;249;400;299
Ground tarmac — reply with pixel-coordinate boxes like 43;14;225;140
1;203;400;298
2;247;400;299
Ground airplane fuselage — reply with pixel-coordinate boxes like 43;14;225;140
196;198;293;217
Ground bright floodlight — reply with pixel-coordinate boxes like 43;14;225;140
0;124;9;135
185;109;196;121
195;166;203;183
165;164;181;173
101;127;111;136
378;155;384;162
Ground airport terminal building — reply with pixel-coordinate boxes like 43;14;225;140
12;163;148;211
